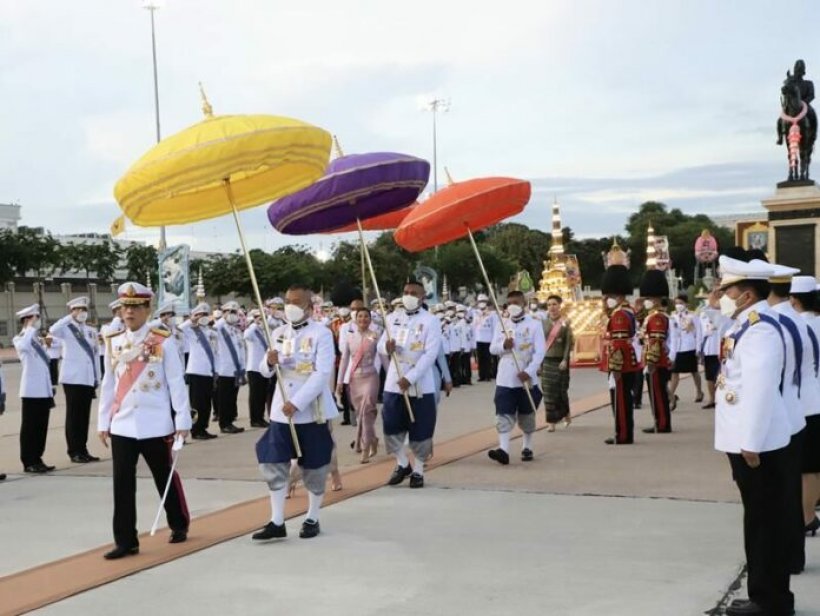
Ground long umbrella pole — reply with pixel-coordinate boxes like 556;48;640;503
224;180;302;457
360;242;368;302
465;226;539;415
355;218;415;422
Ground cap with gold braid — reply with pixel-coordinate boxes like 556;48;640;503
117;282;154;306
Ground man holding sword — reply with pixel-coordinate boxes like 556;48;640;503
97;282;191;560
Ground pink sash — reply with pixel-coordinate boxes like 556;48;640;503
349;333;374;375
545;319;565;352
110;332;163;417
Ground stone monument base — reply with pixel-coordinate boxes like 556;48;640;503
762;183;820;275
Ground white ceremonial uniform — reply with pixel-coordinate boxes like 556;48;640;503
98;325;192;438
101;316;124;338
214;319;246;378
462;320;475;353
474;310;496;344
181;321;218;377
244;322;269;374
672;309;703;355
699;308;727;357
772;301;813;428
490;315;547;388
46;336;63;360
715;301;791;453
49;315;99;386
378;308;442;396
258;321;338;424
13;327;53;398
448;319;465;355
801;312;820;418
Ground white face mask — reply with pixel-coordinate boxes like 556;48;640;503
507;304;524;319
284;304;306;324
643;299;655;311
605;298;618;309
30;317;41;329
478;302;487;310
75;311;88;323
719;294;738;318
402;294;420;312
675;304;686;313
197;316;210;327
225;313;239;325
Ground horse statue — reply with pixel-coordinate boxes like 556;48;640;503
777;69;817;182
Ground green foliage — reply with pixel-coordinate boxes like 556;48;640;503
0;226;61;284
125;243;159;288
59;240;122;284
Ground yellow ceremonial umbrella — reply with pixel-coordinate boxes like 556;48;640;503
113;85;333;456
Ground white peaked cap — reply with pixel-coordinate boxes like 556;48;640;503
718;256;774;289
16;303;40;319
790;275;817;294
67;296;90;309
191;302;211;316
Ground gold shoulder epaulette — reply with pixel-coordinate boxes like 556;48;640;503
748;311;760;325
105;329;125;339
151;327;172;338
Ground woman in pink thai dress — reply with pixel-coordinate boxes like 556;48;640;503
336;308;382;463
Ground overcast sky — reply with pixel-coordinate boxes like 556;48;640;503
1;0;816;254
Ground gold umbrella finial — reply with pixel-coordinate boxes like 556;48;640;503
332;135;344;158
444;167;455;186
198;82;214;118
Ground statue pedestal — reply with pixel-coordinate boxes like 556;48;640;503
762;183;820;275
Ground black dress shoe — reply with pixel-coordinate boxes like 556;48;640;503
806;515;820;536
42;463;56;471
521;448;534;462
24;463;51;474
169;530;187;544
103;545;139;560
250;420;270;428
252;521;287;541
299;519;321;539
604;438;633;445
408;473;424;488
725;600;767;615
220;424;245;434
642;427;657;434
0;473;6;481
634;404;642;409
82;453;100;462
340;420;352;426
702;402;716;409
192;431;218;440
70;455;89;464
488;448;510;465
387;464;412;486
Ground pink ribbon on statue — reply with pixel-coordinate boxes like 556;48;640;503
781;101;808;124
545;319;565;352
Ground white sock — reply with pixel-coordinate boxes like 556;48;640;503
498;432;511;452
411;456;424;476
395;447;409;467
269;488;287;525
522;432;533;450
306;491;323;522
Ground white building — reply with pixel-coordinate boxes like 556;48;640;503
0;203;22;231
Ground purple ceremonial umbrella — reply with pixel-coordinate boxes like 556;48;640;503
267;152;430;234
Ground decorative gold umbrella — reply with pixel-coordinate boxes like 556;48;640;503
113;85;333;456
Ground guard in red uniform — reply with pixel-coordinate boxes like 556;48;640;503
639;269;675;434
600;264;641;445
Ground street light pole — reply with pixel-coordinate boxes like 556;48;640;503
424;97;450;193
144;1;165;251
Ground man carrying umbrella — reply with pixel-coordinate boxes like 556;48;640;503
97;283;191;559
379;279;442;488
253;284;338;541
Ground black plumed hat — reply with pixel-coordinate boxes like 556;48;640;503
601;264;632;296
639;269;669;298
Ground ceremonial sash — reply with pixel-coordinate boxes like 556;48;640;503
349;334;374;375
31;339;52;370
545;319;564;352
725;313;786;393
110;357;149;417
192;327;216;375
777;314;803;395
253;327;267;350
807;326;819;377
220;327;247;386
67;322;98;386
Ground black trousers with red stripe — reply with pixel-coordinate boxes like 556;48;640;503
647;367;671;433
111;434;189;548
609;372;635;444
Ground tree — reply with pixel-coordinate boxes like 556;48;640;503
0;226;61;284
484;223;551;279
125;243;159;288
59;240;122;285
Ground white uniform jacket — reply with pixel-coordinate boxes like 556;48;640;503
258;320;338;424
672;309;703;354
714;301;791;454
378;308;442;396
13;327;53;398
49;315;99;386
244;322;269;375
181;321;218;377
800;312;820;418
474;310;496;344
214;319;246;379
97;325;192;439
490;315;547;389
